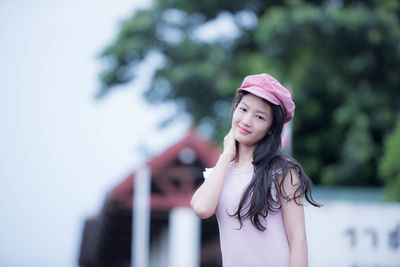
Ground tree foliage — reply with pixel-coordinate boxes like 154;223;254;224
379;115;400;201
98;0;400;188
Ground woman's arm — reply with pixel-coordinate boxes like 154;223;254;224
190;130;236;219
279;169;308;267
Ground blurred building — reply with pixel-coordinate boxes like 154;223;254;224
78;130;222;267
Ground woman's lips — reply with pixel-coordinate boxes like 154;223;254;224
238;125;251;135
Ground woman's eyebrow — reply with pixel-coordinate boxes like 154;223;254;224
256;110;268;115
240;101;249;107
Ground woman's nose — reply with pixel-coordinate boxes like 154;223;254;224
241;113;252;126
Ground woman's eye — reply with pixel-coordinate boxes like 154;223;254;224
256;115;264;120
240;107;247;112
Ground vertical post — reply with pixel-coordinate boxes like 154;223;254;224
281;121;293;155
169;207;201;267
132;165;151;267
282;86;293;155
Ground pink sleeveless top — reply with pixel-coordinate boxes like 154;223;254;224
204;163;290;267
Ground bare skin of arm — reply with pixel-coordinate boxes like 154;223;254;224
191;130;236;219
279;169;308;267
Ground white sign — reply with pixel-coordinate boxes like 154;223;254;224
306;201;400;267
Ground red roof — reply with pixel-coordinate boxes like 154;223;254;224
109;129;220;210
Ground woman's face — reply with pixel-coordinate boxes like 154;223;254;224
232;93;273;147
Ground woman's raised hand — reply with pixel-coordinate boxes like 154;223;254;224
223;129;236;161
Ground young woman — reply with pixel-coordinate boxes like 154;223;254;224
191;73;321;267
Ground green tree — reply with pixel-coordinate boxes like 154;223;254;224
98;0;400;187
257;2;400;185
379;116;400;201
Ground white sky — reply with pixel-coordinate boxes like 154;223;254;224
0;1;189;266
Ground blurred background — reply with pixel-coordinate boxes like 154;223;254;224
1;0;400;266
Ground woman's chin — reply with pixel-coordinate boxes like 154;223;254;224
234;134;256;147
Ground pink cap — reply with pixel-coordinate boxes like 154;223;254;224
237;73;295;123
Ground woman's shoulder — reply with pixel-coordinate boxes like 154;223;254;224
267;154;322;207
269;154;302;173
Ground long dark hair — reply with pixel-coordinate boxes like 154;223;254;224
230;91;321;231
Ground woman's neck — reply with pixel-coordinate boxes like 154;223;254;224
235;143;255;167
